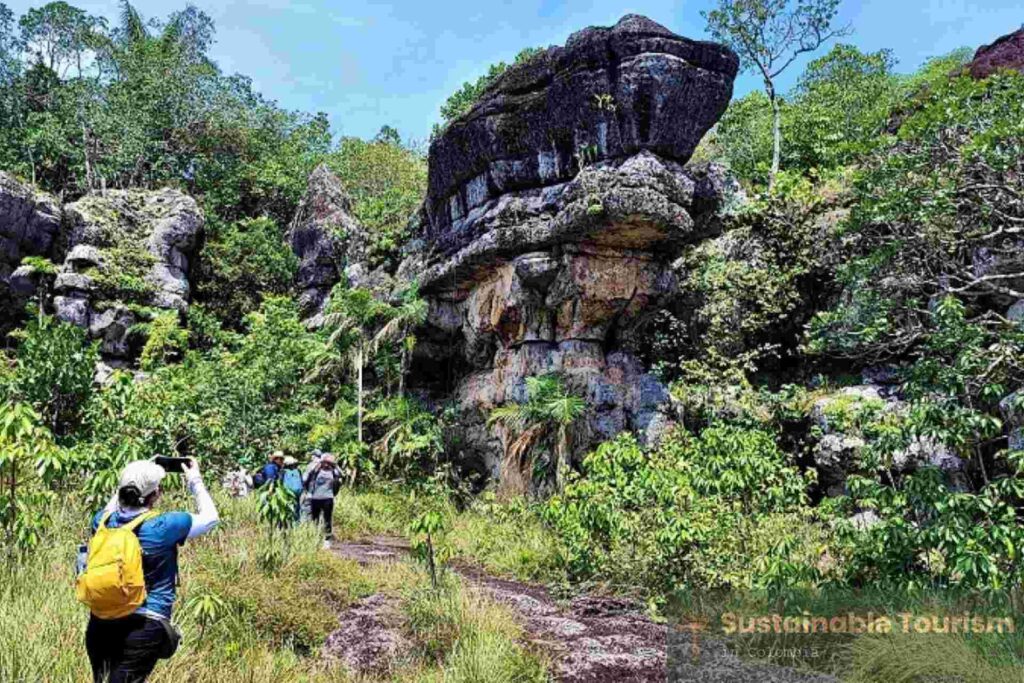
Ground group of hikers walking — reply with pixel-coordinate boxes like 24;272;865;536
75;448;343;682
252;449;342;540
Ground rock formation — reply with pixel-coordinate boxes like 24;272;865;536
406;15;739;477
0;172;62;311
287;164;372;326
0;173;203;369
966;27;1024;79
53;189;203;365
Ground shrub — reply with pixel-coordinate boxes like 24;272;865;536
546;428;818;596
3;315;98;436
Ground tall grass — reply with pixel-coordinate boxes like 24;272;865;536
0;491;549;683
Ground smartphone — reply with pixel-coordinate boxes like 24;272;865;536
154;456;192;473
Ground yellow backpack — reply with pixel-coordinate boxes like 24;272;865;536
76;510;157;619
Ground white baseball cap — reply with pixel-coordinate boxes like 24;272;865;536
119;460;167;498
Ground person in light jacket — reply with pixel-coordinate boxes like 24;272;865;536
304;452;341;543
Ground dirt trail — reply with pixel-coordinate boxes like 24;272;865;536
326;537;837;683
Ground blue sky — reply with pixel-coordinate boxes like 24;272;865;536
4;1;1022;143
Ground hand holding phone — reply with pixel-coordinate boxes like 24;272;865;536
154;455;193;473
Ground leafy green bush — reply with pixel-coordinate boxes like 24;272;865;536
2;315;98;436
546;428;818;595
194;217;298;328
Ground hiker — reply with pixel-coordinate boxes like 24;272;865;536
252;450;285;488
305;452;341;543
299;449;323;522
79;458;219;683
281;456;304;521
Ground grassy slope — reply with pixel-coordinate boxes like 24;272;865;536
0;492;547;683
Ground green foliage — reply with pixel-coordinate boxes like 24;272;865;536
366;396;443;480
3;315;97;435
136;311;187;371
77;296;319;503
327;136;426;269
488;374;586;493
808;71;1024;361
703;0;848;183
436;47;541;127
649;171;844;384
194;217;298;327
0;401;64;552
786;44;900;170
546;428;816;595
410;508;449;589
0;1;330;226
257;480;295;530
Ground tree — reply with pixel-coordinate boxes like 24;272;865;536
487;374;586;495
309;286;391;452
703;0;849;187
8;315;98;436
18;1;105;77
786;44;898;169
194;217;299;328
370;283;427;397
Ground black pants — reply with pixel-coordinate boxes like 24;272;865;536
310;498;334;539
86;614;168;682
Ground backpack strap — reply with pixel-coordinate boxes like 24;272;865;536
97;511;114;530
121;510;159;533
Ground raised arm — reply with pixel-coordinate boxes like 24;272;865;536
183;459;220;540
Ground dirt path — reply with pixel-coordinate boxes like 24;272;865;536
326;537;837;683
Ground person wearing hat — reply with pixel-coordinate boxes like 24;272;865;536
304;452;341;543
84;457;219;682
252;450;285;488
281;456;304;521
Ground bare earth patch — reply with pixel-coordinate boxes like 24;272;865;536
326;537;837;683
322;592;409;677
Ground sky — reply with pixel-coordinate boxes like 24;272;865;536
3;0;1022;143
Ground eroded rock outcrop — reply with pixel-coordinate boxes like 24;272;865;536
426;14;738;251
0;173;62;312
0;175;204;367
407;15;738;477
53;189;204;364
287;164;372;325
967;27;1024;79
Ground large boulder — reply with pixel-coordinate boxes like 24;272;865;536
54;189;204;362
0;172;62;309
287;164;371;325
967;27;1024;80
425;14;738;252
407;15;739;479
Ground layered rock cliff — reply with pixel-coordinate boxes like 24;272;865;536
405;15;739;476
0;174;203;370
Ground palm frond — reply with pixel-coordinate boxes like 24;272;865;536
119;1;147;45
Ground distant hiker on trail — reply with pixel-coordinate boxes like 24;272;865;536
305;452;341;545
252;450;285;488
77;457;219;683
281;456;304;521
299;449;323;522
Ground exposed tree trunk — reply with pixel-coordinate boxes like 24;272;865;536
398;347;407;398
82;122;93;192
767;79;781;188
356;344;364;445
555;424;568;491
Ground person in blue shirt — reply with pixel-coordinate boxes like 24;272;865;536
85;458;219;682
252;450;285;488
